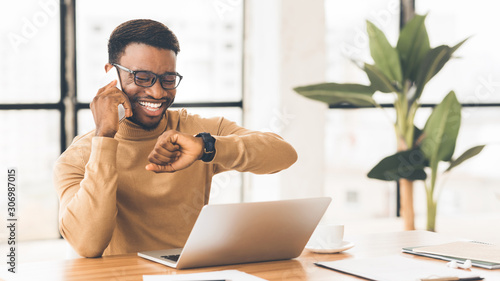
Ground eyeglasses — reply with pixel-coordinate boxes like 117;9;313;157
112;63;183;90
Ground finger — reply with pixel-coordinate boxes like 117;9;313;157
145;163;177;173
93;88;127;112
97;87;132;118
158;136;181;151
148;153;179;165
119;92;133;118
161;143;181;153
148;145;181;164
97;79;118;94
96;83;122;101
149;144;181;158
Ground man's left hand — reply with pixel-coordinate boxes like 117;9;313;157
146;130;205;173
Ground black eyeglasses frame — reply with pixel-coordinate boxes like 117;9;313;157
111;63;183;90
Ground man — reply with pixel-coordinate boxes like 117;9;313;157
53;19;297;258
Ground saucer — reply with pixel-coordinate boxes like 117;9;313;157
305;240;355;254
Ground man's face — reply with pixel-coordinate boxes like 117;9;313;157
113;43;177;130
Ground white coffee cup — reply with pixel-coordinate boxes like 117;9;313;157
309;224;344;249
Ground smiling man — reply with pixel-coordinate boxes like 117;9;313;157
53;19;297;257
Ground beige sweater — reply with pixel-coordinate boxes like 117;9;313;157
53;109;297;257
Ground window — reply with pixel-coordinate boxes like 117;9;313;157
0;0;61;240
323;0;500;226
0;0;244;242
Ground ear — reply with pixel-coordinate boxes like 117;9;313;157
104;63;113;73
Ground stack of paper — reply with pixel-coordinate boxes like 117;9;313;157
403;241;500;269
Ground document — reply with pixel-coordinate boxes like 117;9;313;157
316;255;482;281
403;241;500;269
143;269;267;281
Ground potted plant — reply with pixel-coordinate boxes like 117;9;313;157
293;14;484;231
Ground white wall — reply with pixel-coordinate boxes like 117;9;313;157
243;0;327;201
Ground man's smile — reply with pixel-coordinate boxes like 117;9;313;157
133;99;168;118
138;101;163;112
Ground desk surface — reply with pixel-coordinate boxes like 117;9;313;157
8;230;500;280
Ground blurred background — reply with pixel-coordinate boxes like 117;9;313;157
1;0;499;263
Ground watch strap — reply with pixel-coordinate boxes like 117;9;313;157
195;132;216;162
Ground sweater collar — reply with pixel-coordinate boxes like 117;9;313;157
115;113;168;141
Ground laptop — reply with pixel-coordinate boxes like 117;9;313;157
138;197;332;269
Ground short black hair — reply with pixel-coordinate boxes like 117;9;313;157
108;19;180;64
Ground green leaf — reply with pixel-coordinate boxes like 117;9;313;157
421;91;462;170
396;14;430;82
414;38;467;100
293;83;377;107
445;145;486;172
450;37;468;54
366;20;403;85
364;63;399;93
414;46;450;99
367;149;428;181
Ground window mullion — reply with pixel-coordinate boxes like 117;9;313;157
61;0;77;152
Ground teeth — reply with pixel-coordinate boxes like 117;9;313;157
139;101;162;109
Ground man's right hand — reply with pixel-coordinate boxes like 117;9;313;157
90;80;133;138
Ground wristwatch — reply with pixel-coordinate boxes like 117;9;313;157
195;132;216;162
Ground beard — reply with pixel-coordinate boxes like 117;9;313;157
127;96;175;131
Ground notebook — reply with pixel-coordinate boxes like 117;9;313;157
316;255;483;281
403;241;500;269
138;197;332;269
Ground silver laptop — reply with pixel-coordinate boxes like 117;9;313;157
138;197;331;269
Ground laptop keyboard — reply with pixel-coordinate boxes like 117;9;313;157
161;254;180;262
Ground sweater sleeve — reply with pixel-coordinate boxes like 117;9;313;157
53;136;119;257
209;117;298;174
